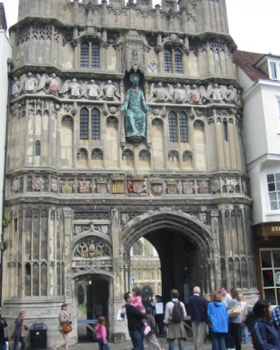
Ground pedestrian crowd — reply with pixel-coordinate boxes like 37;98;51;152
1;286;280;350
123;285;280;350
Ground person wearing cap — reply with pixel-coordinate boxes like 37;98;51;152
52;304;71;350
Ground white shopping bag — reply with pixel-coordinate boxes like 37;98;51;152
117;308;125;321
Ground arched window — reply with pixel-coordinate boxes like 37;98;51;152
174;49;183;73
91;108;100;140
91;43;100;69
80;108;89;139
25;263;31;296
168;112;178;142
41;262;48;296
80;42;89;68
33;262;39;296
139;150;150;162
80;42;100;69
223;120;228;142
164;49;172;73
91;149;103;160
35;140;41;156
179;112;188;142
164;48;183;73
169;111;189;142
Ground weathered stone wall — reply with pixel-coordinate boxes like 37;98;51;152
2;0;258;346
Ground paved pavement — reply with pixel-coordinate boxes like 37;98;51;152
74;338;254;349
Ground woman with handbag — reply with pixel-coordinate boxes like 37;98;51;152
228;289;242;350
239;294;249;344
12;311;28;350
52;304;72;350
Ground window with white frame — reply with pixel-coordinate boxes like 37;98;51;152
268;59;280;80
260;249;280;305
267;173;280;210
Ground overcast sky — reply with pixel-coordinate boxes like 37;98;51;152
2;0;280;55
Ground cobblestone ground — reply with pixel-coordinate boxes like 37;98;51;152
74;338;254;350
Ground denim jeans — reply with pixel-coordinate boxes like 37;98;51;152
130;331;144;350
0;343;7;350
241;324;249;343
211;332;226;350
96;337;110;350
12;336;26;350
168;338;184;350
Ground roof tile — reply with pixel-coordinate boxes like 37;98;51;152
233;50;269;82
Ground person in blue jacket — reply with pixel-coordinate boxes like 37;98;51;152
207;292;229;350
245;300;280;350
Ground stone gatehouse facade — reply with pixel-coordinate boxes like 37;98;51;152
3;0;258;346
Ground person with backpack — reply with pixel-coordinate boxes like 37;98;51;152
163;289;187;350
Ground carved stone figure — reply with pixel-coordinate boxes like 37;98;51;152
166;83;189;103
211;83;223;102
173;83;186;103
103;80;120;101
87;80;100;99
88;240;96;258
24;72;38;93
226;85;237;103
149;82;167;102
11;77;21;97
70;78;81;97
236;90;243;108
121;73;152;140
46;73;61;95
190;84;202;103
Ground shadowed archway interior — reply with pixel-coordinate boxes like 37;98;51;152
145;229;199;303
123;211;215;303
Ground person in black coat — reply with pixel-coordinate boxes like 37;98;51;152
245;300;280;350
0;307;8;350
189;286;208;350
124;292;146;350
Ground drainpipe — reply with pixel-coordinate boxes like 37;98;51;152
0;57;13;307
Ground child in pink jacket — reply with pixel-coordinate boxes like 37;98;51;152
95;316;110;350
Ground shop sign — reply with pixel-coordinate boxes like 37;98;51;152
271;226;280;233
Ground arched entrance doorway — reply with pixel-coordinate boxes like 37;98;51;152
73;273;112;342
122;210;217;303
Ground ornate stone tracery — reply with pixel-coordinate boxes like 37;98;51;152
4;0;258;346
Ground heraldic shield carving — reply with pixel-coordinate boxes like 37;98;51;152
73;237;111;259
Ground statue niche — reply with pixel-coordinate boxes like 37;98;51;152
121;73;152;144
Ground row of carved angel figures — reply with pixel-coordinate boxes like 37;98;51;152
11;73;121;101
11;72;243;107
149;82;242;106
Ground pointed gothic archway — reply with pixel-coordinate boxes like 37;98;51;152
121;209;219;302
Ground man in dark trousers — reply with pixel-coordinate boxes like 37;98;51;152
154;295;164;336
124;292;145;350
0;307;8;350
189;286;208;350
